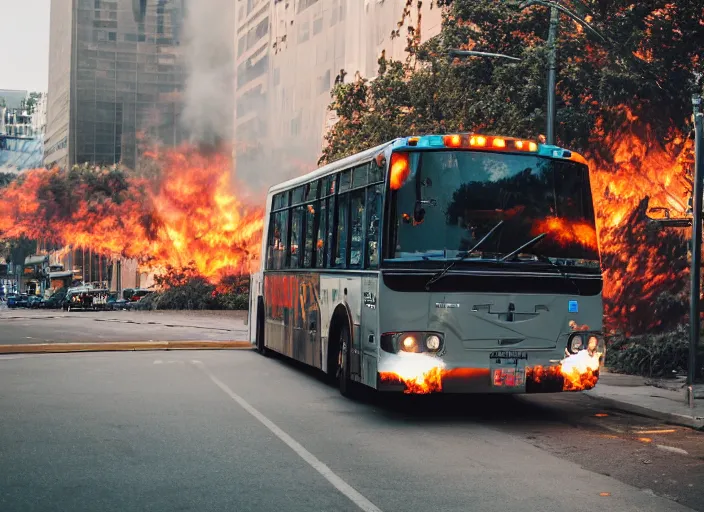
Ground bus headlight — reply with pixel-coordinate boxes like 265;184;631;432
425;334;441;351
568;333;584;354
380;332;444;354
401;335;417;351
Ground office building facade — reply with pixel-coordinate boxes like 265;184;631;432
233;0;442;189
45;0;187;170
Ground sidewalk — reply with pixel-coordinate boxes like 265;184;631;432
586;370;704;430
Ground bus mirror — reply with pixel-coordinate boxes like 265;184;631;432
414;202;426;225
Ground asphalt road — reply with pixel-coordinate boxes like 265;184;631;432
0;307;247;343
1;349;702;512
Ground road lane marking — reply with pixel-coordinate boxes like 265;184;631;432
656;445;689;456
634;429;677;435
193;361;383;512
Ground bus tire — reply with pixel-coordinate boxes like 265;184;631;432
337;321;355;398
256;297;269;357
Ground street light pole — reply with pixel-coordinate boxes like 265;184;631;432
689;94;703;403
546;6;559;145
519;0;605;145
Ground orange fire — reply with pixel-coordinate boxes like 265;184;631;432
559;349;602;391
381;349;601;394
0;145;264;282
533;217;598;250
589;107;694;333
379;352;445;394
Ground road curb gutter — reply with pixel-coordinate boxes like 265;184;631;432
584;393;704;431
0;341;254;354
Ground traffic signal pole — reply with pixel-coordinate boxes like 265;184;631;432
689;94;703;406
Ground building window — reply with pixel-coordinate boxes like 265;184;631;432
331;0;339;26
313;14;323;35
297;0;319;14
298;21;309;43
317;69;331;95
290;112;301;136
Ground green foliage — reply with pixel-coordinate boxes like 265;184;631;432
320;0;704;165
0;173;16;188
22;92;42;115
606;326;704;379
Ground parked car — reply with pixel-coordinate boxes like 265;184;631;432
28;296;44;309
7;294;18;308
15;294;29;308
44;290;67;309
106;293;129;311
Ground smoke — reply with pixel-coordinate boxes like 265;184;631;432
180;0;235;151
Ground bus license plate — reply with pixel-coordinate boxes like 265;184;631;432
492;368;525;387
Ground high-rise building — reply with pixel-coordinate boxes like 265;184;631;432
233;0;442;189
233;0;272;189
45;0;187;170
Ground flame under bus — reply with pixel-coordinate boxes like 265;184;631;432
248;134;605;396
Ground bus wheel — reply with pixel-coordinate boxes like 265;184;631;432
256;297;269;357
337;322;354;397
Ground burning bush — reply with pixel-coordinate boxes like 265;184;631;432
0;146;264;283
138;264;250;311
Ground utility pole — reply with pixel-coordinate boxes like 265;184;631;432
689;94;703;406
545;5;559;145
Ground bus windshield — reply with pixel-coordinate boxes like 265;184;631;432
385;150;599;269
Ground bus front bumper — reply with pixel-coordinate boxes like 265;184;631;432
377;364;599;394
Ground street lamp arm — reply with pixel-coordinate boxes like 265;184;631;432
520;0;607;43
448;49;522;62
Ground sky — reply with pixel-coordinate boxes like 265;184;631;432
0;0;52;93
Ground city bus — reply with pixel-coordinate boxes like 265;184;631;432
248;134;605;397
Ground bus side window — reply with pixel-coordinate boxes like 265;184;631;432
349;189;365;269
335;194;349;268
274;210;289;269
266;212;276;269
304;202;317;268
366;184;382;268
326;196;335;267
316;198;326;268
290;206;303;268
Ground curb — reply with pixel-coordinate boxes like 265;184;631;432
584;393;704;431
0;341;254;354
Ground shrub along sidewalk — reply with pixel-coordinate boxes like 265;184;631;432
606;325;704;381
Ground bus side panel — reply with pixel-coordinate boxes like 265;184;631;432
248;271;263;344
319;275;362;378
263;272;322;369
360;274;380;389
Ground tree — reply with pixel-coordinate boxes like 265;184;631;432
321;0;703;165
21;92;42;116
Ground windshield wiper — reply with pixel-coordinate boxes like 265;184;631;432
499;233;547;262
424;220;505;291
500;233;582;294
